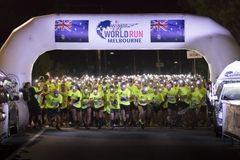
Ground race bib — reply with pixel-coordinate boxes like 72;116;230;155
95;100;102;106
167;96;175;103
51;101;58;106
121;96;128;102
111;100;118;106
192;100;196;106
83;101;88;106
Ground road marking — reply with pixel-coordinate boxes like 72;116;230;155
5;128;46;160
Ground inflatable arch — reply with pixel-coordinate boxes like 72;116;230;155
0;14;240;86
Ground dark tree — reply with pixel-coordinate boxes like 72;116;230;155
179;0;240;44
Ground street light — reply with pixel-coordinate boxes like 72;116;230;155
97;50;101;75
0;111;6;121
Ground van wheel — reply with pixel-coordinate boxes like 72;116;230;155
212;108;222;137
10;112;19;135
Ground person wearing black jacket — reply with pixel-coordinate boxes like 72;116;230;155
23;82;42;129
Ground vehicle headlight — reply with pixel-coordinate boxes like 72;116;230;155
0;112;6;121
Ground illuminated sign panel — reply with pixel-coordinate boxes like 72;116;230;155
55;20;89;42
54;19;184;44
151;20;185;42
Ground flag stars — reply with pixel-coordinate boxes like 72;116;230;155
61;34;65;40
151;20;184;42
55;20;89;42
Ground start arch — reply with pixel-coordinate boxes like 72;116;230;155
0;14;239;85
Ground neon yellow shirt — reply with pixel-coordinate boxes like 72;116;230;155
46;94;63;109
48;83;57;92
89;92;104;109
32;86;41;101
190;90;202;108
38;82;45;91
119;88;131;105
82;92;90;109
107;91;120;109
60;90;69;109
65;81;72;91
196;87;207;99
162;87;168;97
178;86;191;104
137;92;151;106
39;91;49;109
166;88;178;104
68;90;82;108
131;85;140;97
151;92;164;104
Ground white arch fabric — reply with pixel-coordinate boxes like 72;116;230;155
0;14;240;85
217;61;240;80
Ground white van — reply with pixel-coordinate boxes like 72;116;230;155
0;71;29;143
212;83;240;137
209;61;240;137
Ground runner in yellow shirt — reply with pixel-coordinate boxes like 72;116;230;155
89;87;104;129
46;89;63;130
81;86;91;129
136;85;151;129
119;82;131;128
128;80;139;127
68;85;82;128
166;82;179;127
151;86;164;126
39;84;49;126
195;80;208;126
59;84;69;127
107;85;120;129
186;85;203;128
177;79;191;126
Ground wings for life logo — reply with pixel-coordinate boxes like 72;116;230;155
96;20;143;43
224;71;240;78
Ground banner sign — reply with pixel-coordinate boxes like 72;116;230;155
55;20;89;42
96;20;143;43
151;20;185;42
54;18;185;44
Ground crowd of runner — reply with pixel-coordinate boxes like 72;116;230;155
23;74;209;130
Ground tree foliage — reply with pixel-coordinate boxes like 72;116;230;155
32;53;54;79
179;0;240;44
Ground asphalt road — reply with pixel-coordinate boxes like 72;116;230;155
1;127;240;160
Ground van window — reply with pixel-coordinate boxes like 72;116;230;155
216;83;224;98
221;87;240;100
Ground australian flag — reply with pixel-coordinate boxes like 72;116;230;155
151;20;184;42
55;20;89;42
